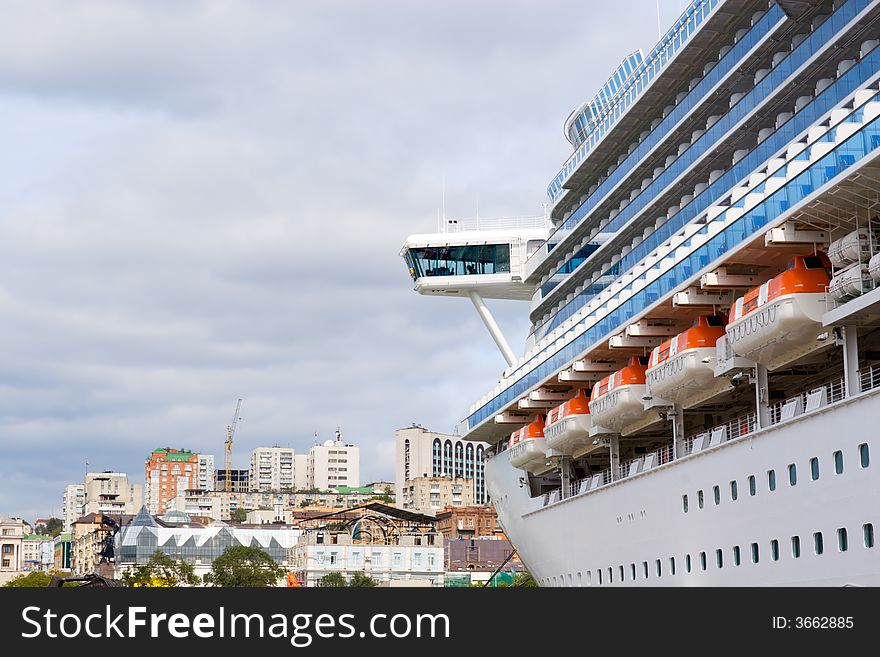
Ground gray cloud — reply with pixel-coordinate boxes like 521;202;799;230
0;0;683;518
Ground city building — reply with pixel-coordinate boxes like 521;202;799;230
71;513;134;576
249;446;296;492
214;468;250;494
83;471;144;517
444;537;519;574
196;454;215;491
113;507;301;581
291;504;443;586
21;534;54;571
307;431;360;489
0;517;26;582
366;481;395;495
435;505;504;539
394;425;488;510
145;448;199;515
402;477;474;513
294;454;309;489
62;484;85;532
54;533;72;571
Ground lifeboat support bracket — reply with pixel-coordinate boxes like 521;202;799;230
837;324;861;398
755;364;771;429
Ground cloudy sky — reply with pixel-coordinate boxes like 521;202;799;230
0;0;687;519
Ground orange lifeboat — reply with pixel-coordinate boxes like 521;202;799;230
645;315;730;408
725;255;831;370
589;356;660;434
544;389;593;456
507;415;548;473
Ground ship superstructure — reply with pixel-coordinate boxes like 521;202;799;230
402;0;880;585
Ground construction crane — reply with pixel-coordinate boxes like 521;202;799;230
224;398;243;493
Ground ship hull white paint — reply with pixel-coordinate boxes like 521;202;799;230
488;388;880;586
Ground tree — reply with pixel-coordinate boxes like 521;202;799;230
5;571;68;587
348;571;377;587
317;572;347;587
35;517;63;538
496;572;537;588
368;494;393;504
230;507;248;522
120;550;199;587
203;545;284;587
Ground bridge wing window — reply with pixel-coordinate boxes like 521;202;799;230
407;244;510;278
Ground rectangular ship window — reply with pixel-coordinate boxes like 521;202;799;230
767;469;776;491
810;457;820;481
697;490;704;509
771;539;779;561
751;543;759;564
682;494;688;513
685;555;692;573
713;486;720;505
655;559;661;577
730;480;738;501
838;528;848;552
834;450;844;474
792;536;801;558
788;464;797;486
733;545;741;566
748;475;756;496
864;524;875;548
814;532;824;555
699;552;707;571
669;557;676;575
715;549;723;569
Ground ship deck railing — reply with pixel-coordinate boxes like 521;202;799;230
552;367;880;505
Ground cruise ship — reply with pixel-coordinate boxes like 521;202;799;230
401;0;880;585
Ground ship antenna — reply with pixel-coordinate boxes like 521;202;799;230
656;0;662;40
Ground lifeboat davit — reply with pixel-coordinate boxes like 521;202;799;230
589;356;661;435
544;389;593;457
725;255;831;370
507;415;548;473
646;315;731;408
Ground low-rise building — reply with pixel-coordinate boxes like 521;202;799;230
113;507;301;581
402;476;474;514
71;513;134;576
291;503;443;586
435;505;504;539
54;533;72;571
21;534;54;571
0;517;26;582
444;537;520;573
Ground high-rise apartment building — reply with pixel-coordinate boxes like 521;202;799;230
307;431;359;489
144;448;198;515
196;454;215;491
394;425;488;512
249;446;296;492
83;472;144;517
62;484;85;532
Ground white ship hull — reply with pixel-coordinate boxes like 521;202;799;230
488;387;880;586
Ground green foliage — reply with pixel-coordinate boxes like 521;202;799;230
5;571;65;587
368;494;393;504
119;550;199;587
348;571;378;587
495;572;537;588
203;545;284;587
230;507;248;522
317;572;347;587
35;517;63;538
